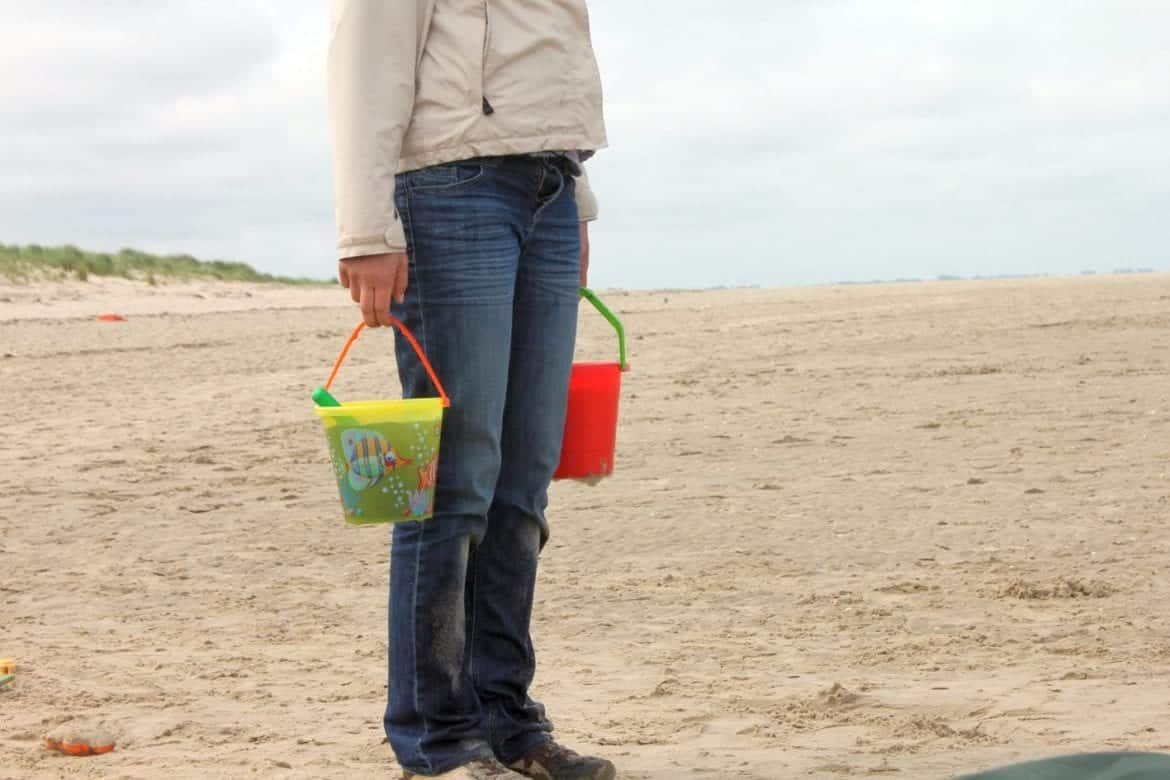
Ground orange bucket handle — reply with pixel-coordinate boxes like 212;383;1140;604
324;320;450;408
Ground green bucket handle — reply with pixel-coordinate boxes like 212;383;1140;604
580;288;628;371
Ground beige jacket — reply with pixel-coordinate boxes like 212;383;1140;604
328;0;608;259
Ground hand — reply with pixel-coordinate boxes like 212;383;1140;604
338;253;409;328
579;222;590;288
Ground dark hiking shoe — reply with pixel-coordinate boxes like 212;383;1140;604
403;756;525;779
508;741;616;780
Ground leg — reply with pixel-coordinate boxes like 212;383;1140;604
384;162;527;775
469;164;582;763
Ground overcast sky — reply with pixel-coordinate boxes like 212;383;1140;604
2;2;1168;288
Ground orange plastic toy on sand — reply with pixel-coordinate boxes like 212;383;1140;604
45;738;116;756
44;723;116;757
95;313;127;322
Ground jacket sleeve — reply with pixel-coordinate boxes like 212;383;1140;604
327;0;425;258
574;165;599;223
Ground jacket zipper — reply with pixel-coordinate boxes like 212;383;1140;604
481;1;494;115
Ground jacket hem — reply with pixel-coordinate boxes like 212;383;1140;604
398;133;608;173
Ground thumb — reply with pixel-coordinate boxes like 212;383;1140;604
338;264;350;289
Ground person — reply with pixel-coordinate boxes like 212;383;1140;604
326;3;613;779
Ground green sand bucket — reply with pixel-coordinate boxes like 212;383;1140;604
313;320;449;525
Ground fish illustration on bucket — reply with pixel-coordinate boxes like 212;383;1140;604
554;289;629;483
312;319;449;525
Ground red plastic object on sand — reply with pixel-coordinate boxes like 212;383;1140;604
554;289;628;482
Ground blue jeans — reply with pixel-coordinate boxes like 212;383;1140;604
385;155;580;775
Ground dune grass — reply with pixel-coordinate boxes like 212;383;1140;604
0;243;322;285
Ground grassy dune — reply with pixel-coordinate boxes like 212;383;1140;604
0;243;319;285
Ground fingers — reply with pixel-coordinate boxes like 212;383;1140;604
340;259;360;303
578;222;590;288
358;285;379;327
579;224;590;288
340;253;407;326
393;257;409;304
373;284;393;328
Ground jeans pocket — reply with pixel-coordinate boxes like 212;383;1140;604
406;162;486;194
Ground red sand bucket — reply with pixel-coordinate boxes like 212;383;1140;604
554;289;629;482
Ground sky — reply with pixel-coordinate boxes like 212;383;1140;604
2;1;1168;289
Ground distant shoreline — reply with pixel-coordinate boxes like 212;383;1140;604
3;270;1169;326
0;276;344;323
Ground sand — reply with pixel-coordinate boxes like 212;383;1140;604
1;273;1169;779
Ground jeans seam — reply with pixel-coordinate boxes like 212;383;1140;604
401;189;436;776
467;549;484;744
410;522;433;773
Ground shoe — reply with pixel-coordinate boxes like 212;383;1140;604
403;756;525;779
508;741;616;780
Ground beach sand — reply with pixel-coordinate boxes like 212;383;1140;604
2;274;1169;779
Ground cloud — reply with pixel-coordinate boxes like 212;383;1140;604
586;0;1170;285
1;1;333;273
1;1;1167;287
